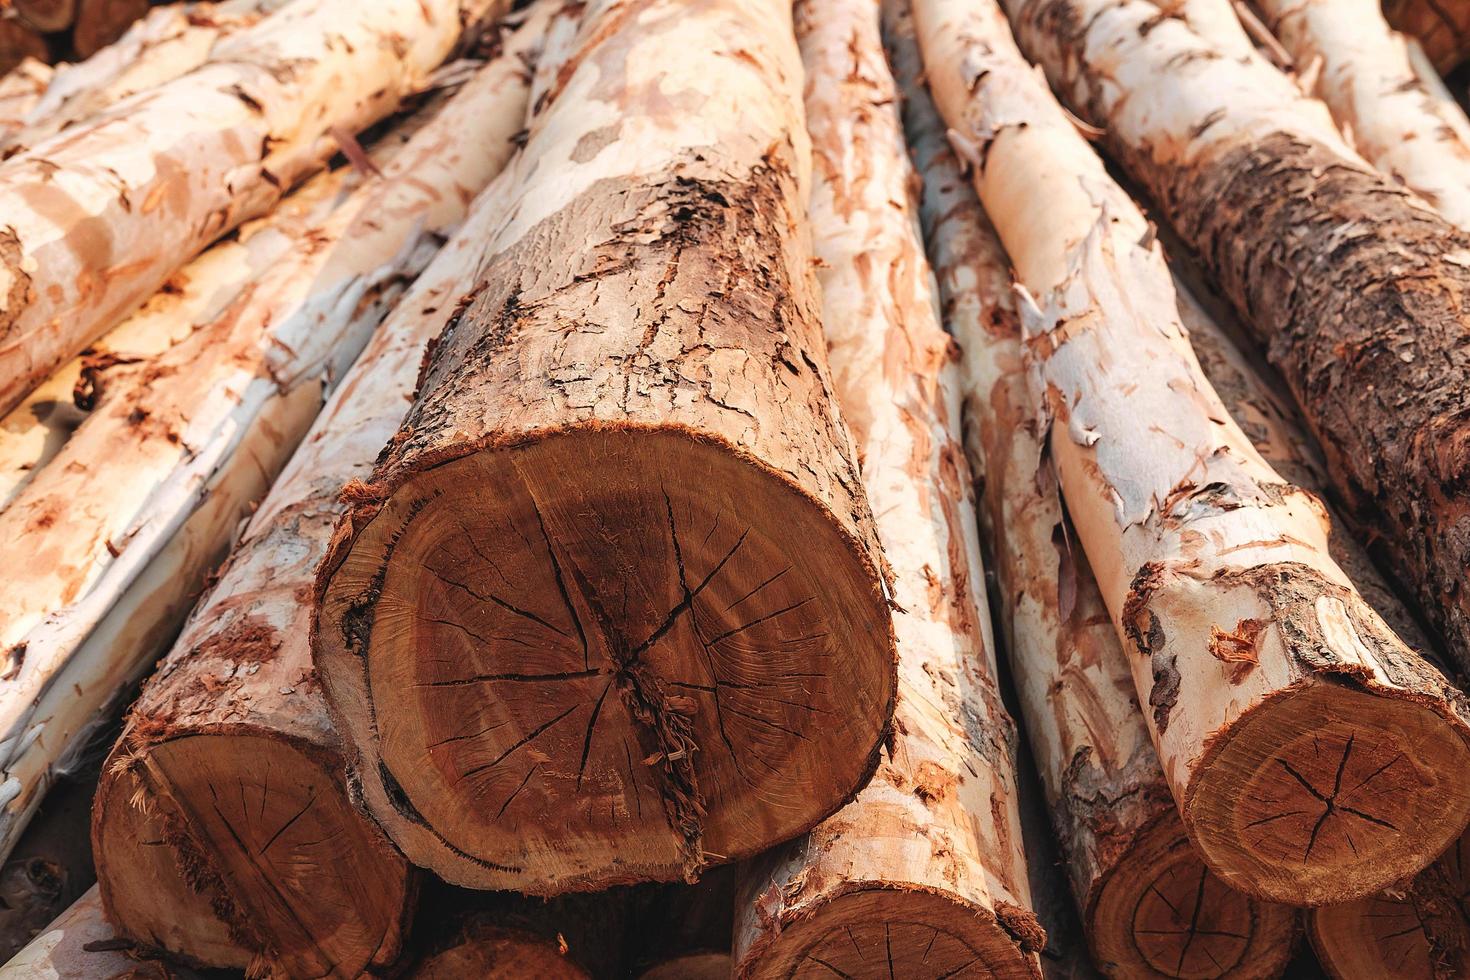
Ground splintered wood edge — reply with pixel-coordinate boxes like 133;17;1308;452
317;426;895;889
738;886;1037;979
1088;811;1296;978
1184;680;1470;906
94;730;413;975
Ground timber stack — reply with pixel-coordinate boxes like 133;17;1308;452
1;0;1470;977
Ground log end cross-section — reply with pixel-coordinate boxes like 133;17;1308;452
318;431;893;892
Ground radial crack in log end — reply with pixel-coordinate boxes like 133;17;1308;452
94;732;413;978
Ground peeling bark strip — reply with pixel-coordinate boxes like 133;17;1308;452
2;0;288;160
889;6;1295;976
1004;0;1470;685
731;2;1038;977
88;23;542;976
1310;830;1470;979
314;0;894;895
1385;0;1470;72
1249;0;1470;232
915;0;1470;907
0;0;509;417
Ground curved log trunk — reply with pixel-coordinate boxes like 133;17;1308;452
914;0;1470;907
1251;0;1470;231
1002;0;1470;684
889;5;1295;976
314;0;894;895
731;2;1040;978
0;0;508;416
3;1;284;159
89;25;542;977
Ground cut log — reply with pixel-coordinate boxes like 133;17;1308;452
731;2;1039;978
1310;831;1470;978
0;0;509;417
409;887;631;979
3;887;203;980
914;0;1470;906
888;4;1296;976
631;867;733;980
0;20;46;76
0;165;346;510
4;1;283;158
313;0;894;894
72;0;152;58
1250;0;1470;231
10;0;76;34
1384;0;1470;72
88;23;543;976
1001;0;1470;682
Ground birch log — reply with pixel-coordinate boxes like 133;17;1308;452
1002;0;1470;683
731;3;1040;977
314;0;894;894
1384;0;1470;72
0;22;538;864
3;1;284;159
889;5;1295;975
0;0;508;416
914;0;1470;906
0;166;346;510
2;887;202;980
1250;0;1470;231
88;27;542;976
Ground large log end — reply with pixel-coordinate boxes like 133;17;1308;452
315;425;896;891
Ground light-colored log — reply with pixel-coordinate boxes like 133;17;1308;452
889;4;1296;975
314;0;894;895
731;2;1040;977
0;58;49;148
89;19;543;975
913;0;1470;907
1001;0;1470;686
0;0;509;415
1;887;202;980
1247;0;1470;231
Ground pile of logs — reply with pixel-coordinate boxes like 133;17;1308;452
1;0;1469;976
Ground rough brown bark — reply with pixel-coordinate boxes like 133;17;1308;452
1004;0;1470;683
314;0;894;895
72;0;151;57
89;19;544;976
4;887;204;980
890;4;1296;975
631;867;733;980
1385;0;1470;71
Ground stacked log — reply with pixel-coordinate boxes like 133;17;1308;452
732;0;1039;976
89;14;546;974
1002;0;1470;686
1384;0;1470;72
913;0;1470;909
886;4;1297;977
313;0;896;894
4;887;202;980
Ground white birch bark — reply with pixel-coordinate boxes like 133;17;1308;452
731;1;1040;976
0;0;510;415
913;0;1470;907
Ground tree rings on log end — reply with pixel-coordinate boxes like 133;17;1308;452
316;426;896;892
1089;814;1295;978
94;732;413;977
1185;682;1470;906
738;887;1038;979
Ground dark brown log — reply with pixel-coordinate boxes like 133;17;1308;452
10;0;76;33
72;0;150;58
1384;0;1470;72
313;0;895;895
0;19;46;75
